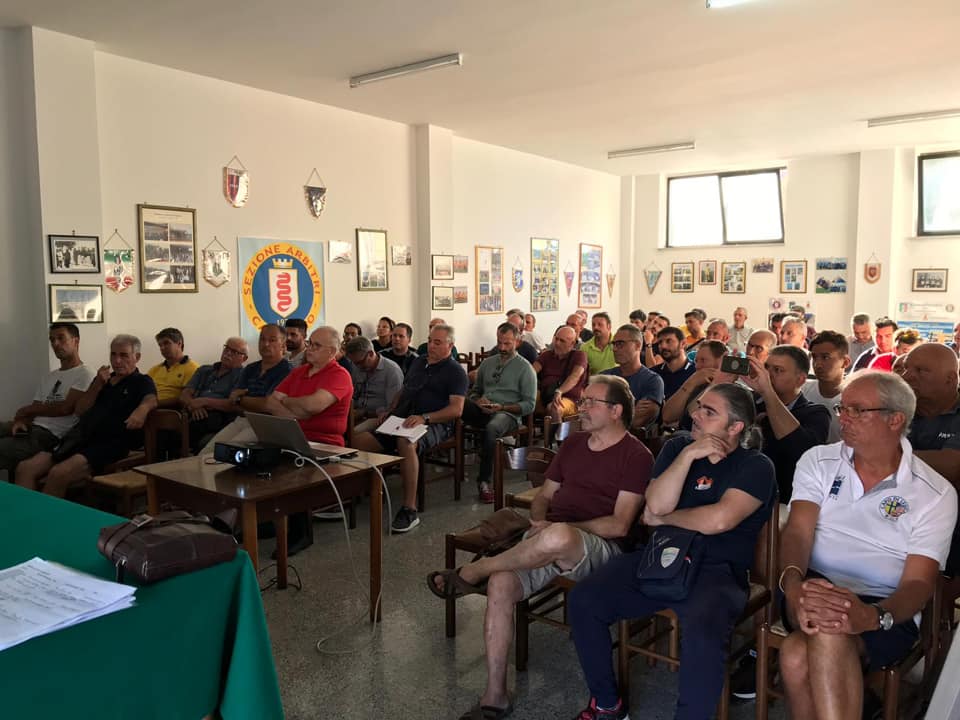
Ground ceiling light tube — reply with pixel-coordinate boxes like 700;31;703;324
608;141;696;160
350;53;462;88
866;108;960;127
706;0;755;8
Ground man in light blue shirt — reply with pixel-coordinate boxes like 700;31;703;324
601;324;663;430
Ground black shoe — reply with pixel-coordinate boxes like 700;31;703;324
730;655;757;701
391;506;420;533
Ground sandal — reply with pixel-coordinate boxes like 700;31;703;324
426;567;486;599
458;701;514;719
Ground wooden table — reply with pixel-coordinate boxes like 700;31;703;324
135;451;400;622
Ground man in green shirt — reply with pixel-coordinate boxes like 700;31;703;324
582;312;617;376
461;323;537;503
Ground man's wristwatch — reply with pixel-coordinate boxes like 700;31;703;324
422;413;431;425
872;603;894;631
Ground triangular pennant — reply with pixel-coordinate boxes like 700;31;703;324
104;248;135;293
564;270;575;296
644;268;662;293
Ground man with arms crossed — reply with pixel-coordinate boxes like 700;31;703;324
428;375;650;720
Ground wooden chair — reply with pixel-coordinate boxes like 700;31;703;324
86;409;190;515
755;575;946;720
542;415;581;448
416;419;464;511
616;503;780;719
440;440;554;637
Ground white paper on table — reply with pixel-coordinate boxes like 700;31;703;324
375;415;429;442
0;557;136;652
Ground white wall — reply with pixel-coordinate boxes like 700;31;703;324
450;137;623;351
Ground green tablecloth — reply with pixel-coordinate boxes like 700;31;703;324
0;482;284;720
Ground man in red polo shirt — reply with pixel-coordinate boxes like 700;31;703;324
263;325;353;554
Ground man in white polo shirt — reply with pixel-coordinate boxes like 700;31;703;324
777;371;957;719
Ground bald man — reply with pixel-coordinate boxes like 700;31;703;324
903;343;960;479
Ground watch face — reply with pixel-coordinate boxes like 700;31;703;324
881;612;894;630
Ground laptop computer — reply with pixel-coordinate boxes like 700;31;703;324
245;412;358;463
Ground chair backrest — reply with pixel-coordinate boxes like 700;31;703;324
492;439;556;509
752;500;781;591
143;409;189;462
554;417;580;444
344;399;356;447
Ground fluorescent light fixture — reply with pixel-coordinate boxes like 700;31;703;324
866;108;960;128
608;141;696;160
706;0;755;8
350;52;462;88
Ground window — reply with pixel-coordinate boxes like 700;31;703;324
918;151;960;236
667;168;784;247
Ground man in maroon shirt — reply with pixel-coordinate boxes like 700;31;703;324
428;375;651;720
533;325;589;425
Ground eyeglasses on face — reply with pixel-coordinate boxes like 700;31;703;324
611;340;636;348
222;345;248;358
306;341;335;350
577;397;617;410
833;404;890;419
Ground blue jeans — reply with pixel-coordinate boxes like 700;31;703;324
569;552;748;720
461;400;518;486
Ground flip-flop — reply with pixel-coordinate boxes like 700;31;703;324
458;701;514;719
425;567;486;599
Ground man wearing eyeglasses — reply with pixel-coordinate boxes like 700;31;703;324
601;324;664;431
179;337;249;452
777;371;957;719
462;323;537;504
345;335;403;434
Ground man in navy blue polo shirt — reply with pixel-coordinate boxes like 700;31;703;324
601;323;663;431
353;323;468;532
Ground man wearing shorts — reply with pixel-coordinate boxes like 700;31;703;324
428;375;650;720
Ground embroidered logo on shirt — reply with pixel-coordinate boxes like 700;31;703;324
879;495;909;520
660;547;680;567
829;475;844;499
694;476;713;491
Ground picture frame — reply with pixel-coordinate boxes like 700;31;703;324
530;237;560;312
780;260;807;294
328;240;352;264
48;235;100;274
431;254;454;280
391;244;411;266
453;286;468;304
698;260;717;286
453;255;469;274
912;268;948;292
721;261;746;294
671;262;694;293
751;258;774;273
356;228;389;291
578;243;602;308
432;285;454;311
137;204;198;293
48;284;103;323
475;245;504;315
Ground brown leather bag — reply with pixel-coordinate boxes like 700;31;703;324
97;510;238;584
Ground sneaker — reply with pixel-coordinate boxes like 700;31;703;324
730;654;757;700
572;697;629;720
478;483;495;505
391;506;420;533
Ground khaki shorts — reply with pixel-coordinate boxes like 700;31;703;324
514;528;621;599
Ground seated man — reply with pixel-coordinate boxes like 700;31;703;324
683;309;707;353
848;312;874;368
532;325;589;426
522;312;545;352
568;383;776;719
345;336;403;434
745;329;776;365
600;323;664;430
179;337;248;452
778;371;957;719
416;317;460;358
852;316;897;371
744;345;832;500
0;323;95;479
461;323;537;504
505;311;540;364
729;306;753;355
642;312;670;367
582;312;617;376
379;322;420;376
284;318;308;366
201;324;293;450
428;375;651;720
779;316;808;350
660;340;732;429
15;334;157;497
652;326;696;401
802;330;850;443
147;327;199;407
353;323;467;533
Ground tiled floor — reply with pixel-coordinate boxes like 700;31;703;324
257;467;784;720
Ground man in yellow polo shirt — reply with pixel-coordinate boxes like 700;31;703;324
581;312;617;375
147;327;199;407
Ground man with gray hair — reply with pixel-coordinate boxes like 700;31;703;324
346;335;403;433
848;312;874;365
780;316;808;350
353;323;467;532
778;371;957;719
179;336;249;452
15;334;157;496
730;306;753;355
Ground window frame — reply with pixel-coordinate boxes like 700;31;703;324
666;167;786;248
917;150;960;237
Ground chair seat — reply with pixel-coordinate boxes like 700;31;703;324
89;470;148;492
508;487;539;509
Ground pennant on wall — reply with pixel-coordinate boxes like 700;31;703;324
564;261;575;296
304;168;327;218
643;265;662;294
864;252;881;284
512;257;524;292
202;236;231;287
223;155;249;208
606;265;617;298
102;229;135;293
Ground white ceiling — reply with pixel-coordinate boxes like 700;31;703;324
3;0;960;175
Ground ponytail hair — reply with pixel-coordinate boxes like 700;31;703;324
703;382;763;451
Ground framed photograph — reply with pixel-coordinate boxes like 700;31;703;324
356;228;389;291
453;286;468;304
751;257;774;273
698;260;717;286
137;204;198;293
432;254;454;280
671;262;694;293
329;240;352;264
814;257;848;294
391;244;411;266
578;243;602;308
48;235;100;274
780;260;807;294
48;284;103;323
432;285;454;310
530;237;560;312
721;261;747;294
912;268;948;292
475;245;504;314
453;255;469;274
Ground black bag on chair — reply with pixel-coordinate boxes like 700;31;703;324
635;525;705;601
